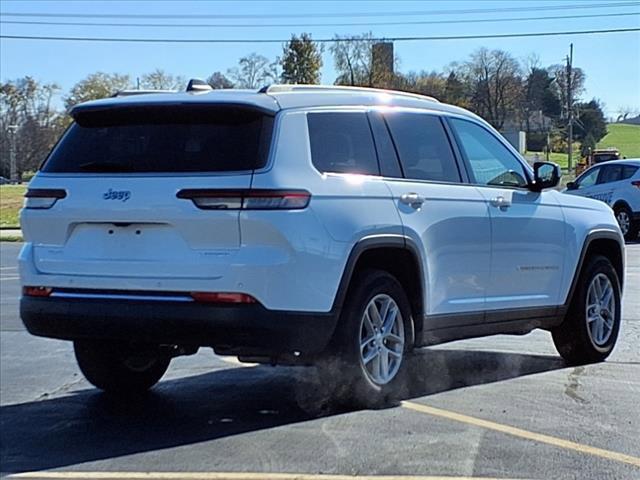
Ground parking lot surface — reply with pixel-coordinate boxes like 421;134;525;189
1;241;639;480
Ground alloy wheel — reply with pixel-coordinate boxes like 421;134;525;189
585;273;615;348
359;294;405;385
616;210;630;236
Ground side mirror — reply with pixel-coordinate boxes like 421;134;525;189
566;181;578;191
531;161;561;192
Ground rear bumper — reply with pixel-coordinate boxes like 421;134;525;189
20;295;338;357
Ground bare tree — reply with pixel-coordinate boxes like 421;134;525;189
549;63;586;121
616;105;639;121
227;53;277;89
330;33;375;86
140;69;185;90
0;77;64;177
207;71;234;89
399;71;446;99
460;48;523;129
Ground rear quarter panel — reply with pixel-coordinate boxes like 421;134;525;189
248;110;404;311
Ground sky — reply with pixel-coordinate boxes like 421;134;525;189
1;0;639;117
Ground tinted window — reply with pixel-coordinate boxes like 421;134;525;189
450;118;528;188
577;167;600;188
598;165;623;184
384;113;460;182
622;165;638;179
593;153;619;163
307;112;379;175
368;111;403;178
43;105;274;173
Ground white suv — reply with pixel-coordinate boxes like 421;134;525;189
565;159;640;240
19;83;625;406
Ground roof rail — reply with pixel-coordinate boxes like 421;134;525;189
111;89;177;97
260;84;439;103
187;78;212;92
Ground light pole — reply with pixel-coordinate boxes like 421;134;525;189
7;125;18;183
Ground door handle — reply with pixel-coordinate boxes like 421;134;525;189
400;192;425;209
490;195;511;210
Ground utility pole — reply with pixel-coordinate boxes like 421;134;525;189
566;43;574;173
7;125;18;183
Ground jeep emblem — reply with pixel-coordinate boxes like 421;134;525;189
103;188;131;202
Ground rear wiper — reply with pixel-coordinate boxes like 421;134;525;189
79;161;133;172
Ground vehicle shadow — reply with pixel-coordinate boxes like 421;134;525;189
0;348;565;473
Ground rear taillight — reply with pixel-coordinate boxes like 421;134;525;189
632;180;640;189
24;188;66;209
190;292;257;304
23;286;53;297
177;189;310;210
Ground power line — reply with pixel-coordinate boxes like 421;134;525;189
1;11;638;29
1;28;639;44
1;1;638;19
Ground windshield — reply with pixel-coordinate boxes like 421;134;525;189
42;105;274;173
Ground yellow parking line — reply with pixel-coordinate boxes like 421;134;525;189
10;472;526;480
401;401;640;468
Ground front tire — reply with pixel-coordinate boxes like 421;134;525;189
552;255;621;365
74;340;171;394
319;269;414;408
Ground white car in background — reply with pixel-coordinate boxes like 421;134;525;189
565;159;640;240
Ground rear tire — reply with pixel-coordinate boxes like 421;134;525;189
74;340;171;394
318;269;414;409
614;204;638;241
552;255;621;365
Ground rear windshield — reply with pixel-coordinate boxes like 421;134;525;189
42;105;274;173
593;154;619;163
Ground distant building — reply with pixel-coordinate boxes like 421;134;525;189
372;42;394;87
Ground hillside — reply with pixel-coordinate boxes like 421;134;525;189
597;123;640;158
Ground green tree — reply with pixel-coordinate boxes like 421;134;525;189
443;71;467;107
521;67;561;133
280;33;323;84
64;72;131;109
575;99;608;144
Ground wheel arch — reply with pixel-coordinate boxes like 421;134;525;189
612;199;631;212
332;235;425;339
564;230;625;307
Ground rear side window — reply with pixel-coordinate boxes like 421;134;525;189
307;112;379;175
622;165;638;179
43;105;274;173
384;112;460;183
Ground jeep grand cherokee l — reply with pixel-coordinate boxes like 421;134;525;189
19;83;625;407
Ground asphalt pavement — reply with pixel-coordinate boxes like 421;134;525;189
1;241;639;480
